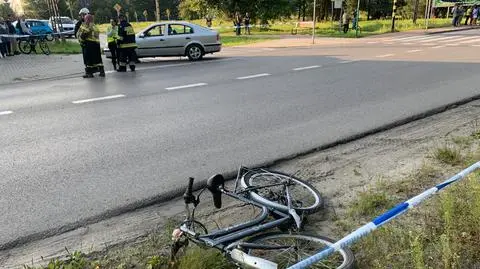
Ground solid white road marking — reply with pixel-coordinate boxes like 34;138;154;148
165;83;208;91
72;94;126;104
407;49;422;53
402;42;414;45
423;43;436;46
0;111;13;116
472;44;480;47
236;73;271;80
293;65;320;71
339;60;356;64
431;45;446;49
376;54;395;58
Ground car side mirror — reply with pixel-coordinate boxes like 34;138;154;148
139;33;145;38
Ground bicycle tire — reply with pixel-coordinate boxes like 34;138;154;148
45;34;54;42
240;170;323;214
18;39;32;54
180;220;208;235
243;232;355;269
39;40;50;55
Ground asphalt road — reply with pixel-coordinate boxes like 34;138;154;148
1;29;480;250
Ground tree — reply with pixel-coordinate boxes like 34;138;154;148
0;2;15;18
179;0;209;19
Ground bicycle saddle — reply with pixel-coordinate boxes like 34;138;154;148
207;174;225;209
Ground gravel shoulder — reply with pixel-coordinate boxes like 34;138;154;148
2;100;480;268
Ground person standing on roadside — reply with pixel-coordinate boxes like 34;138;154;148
77;14;105;78
244;12;251;35
465;6;472;25
452;4;459;26
0;17;8;58
342;12;350;33
106;18;119;70
234;12;242;36
6;14;19;56
117;14;137;72
472;6;478;25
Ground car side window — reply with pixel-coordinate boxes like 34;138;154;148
168;24;194;35
145;25;165;37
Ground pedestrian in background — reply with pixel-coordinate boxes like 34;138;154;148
234;12;242;36
452;4;459;26
106;18;119;70
117;14;137;72
6;14;19;56
342;12;350;33
205;14;212;28
77;14;105;78
244;12;251;35
472;6;478;25
0;17;8;58
465;6;472;25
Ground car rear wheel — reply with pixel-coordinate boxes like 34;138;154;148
186;44;203;61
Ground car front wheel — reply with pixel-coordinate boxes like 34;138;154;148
186;44;203;61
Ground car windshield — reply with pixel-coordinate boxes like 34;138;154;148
54;18;73;24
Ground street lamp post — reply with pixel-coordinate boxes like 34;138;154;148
355;0;360;37
312;0;317;44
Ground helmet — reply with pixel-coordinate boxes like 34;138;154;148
79;8;90;15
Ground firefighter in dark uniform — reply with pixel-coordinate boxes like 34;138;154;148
77;14;105;78
117;14;137;72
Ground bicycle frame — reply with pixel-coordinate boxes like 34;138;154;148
180;188;293;250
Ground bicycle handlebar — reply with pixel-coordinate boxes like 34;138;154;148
183;177;197;206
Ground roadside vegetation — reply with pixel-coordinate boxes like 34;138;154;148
48;40;82;54
338;135;480;269
23;131;480;269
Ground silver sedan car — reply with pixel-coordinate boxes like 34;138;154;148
104;21;222;61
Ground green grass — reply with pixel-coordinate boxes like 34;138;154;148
434;146;463;166
48;40;82;54
97;18;452;40
339;157;480;269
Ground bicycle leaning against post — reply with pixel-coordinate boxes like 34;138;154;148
169;166;355;269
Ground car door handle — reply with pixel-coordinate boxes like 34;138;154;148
160;39;165;41
186;37;191;40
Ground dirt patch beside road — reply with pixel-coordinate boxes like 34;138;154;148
2;100;480;268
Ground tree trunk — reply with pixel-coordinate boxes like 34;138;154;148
155;0;160;21
413;0;419;24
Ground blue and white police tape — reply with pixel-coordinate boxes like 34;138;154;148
287;161;480;269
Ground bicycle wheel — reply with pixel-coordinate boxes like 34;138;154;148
243;232;355;269
240;170;323;214
18;39;32;54
39;40;50;55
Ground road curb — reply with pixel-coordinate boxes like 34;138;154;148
3;92;480;252
425;26;479;35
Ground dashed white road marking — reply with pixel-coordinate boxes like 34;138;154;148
431;45;446;49
0;111;13;116
423;43;436;46
236;73;271;80
407;49;422;53
262;48;276;51
402;42;414;45
472;44;480;47
293;65;320;71
367;41;378;44
446;43;460;46
376;54;395;58
339;60;356;64
165;83;208;91
418;35;460;43
72;94;126;104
